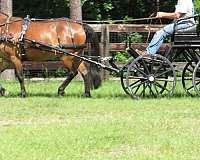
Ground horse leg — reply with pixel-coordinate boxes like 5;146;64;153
58;70;78;96
0;84;6;96
78;62;92;97
58;63;91;97
58;56;80;96
10;56;26;97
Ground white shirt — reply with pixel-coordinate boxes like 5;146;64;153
175;0;194;21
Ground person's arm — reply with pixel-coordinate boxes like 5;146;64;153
156;12;184;19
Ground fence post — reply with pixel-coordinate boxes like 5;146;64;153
0;0;15;80
100;24;110;80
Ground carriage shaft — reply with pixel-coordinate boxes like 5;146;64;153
24;38;120;73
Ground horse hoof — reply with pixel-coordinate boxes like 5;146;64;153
4;90;10;97
0;87;6;96
58;91;65;96
82;93;91;98
20;92;26;97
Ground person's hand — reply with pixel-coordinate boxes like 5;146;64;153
149;12;157;17
156;12;164;18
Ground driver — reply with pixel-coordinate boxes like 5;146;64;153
135;0;195;56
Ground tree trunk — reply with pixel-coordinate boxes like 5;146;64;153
0;0;12;16
69;0;82;20
156;0;160;12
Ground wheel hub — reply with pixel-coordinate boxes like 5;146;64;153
148;75;155;82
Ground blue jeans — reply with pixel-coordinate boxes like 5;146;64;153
146;20;195;54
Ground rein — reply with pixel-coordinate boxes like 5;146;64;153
146;12;162;43
83;17;160;24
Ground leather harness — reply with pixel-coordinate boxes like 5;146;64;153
0;15;87;60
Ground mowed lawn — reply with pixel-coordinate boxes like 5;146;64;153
0;80;200;160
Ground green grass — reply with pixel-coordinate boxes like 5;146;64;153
0;80;200;160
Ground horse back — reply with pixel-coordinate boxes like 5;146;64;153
0;18;87;61
26;19;86;46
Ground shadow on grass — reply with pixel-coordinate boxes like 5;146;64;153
1;91;199;100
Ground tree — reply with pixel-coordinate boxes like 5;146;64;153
69;0;82;20
13;0;68;18
0;0;12;16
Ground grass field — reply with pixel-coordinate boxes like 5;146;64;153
0;80;200;160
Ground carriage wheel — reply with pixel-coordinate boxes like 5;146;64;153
121;68;130;95
193;61;200;96
125;54;176;99
182;62;196;96
120;59;134;95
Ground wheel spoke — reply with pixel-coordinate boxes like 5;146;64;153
182;62;196;96
148;84;156;97
130;79;148;90
134;83;142;94
186;85;194;91
129;79;141;89
150;57;155;73
141;59;150;75
153;83;160;94
132;65;148;77
155;69;172;78
139;83;148;97
194;80;200;86
186;66;194;73
154;60;165;75
154;81;170;92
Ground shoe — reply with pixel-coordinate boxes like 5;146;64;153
135;49;147;56
135;49;153;61
136;49;152;60
126;48;139;58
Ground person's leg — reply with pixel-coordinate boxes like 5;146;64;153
146;21;194;54
146;23;174;54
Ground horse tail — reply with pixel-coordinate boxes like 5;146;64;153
82;23;102;89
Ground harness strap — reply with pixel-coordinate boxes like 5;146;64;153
19;15;31;42
0;16;12;42
18;15;31;59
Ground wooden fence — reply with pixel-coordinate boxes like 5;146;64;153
90;23;168;58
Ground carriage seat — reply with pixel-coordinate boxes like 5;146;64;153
172;24;200;48
176;25;196;33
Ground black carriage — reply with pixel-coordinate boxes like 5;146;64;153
121;13;200;98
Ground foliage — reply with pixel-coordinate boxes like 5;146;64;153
194;0;200;12
13;0;69;18
115;32;143;62
11;0;164;20
127;32;143;43
115;51;130;62
13;0;199;20
13;0;198;21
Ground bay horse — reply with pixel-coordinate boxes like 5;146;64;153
0;12;101;97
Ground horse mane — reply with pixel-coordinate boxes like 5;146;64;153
0;11;9;17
